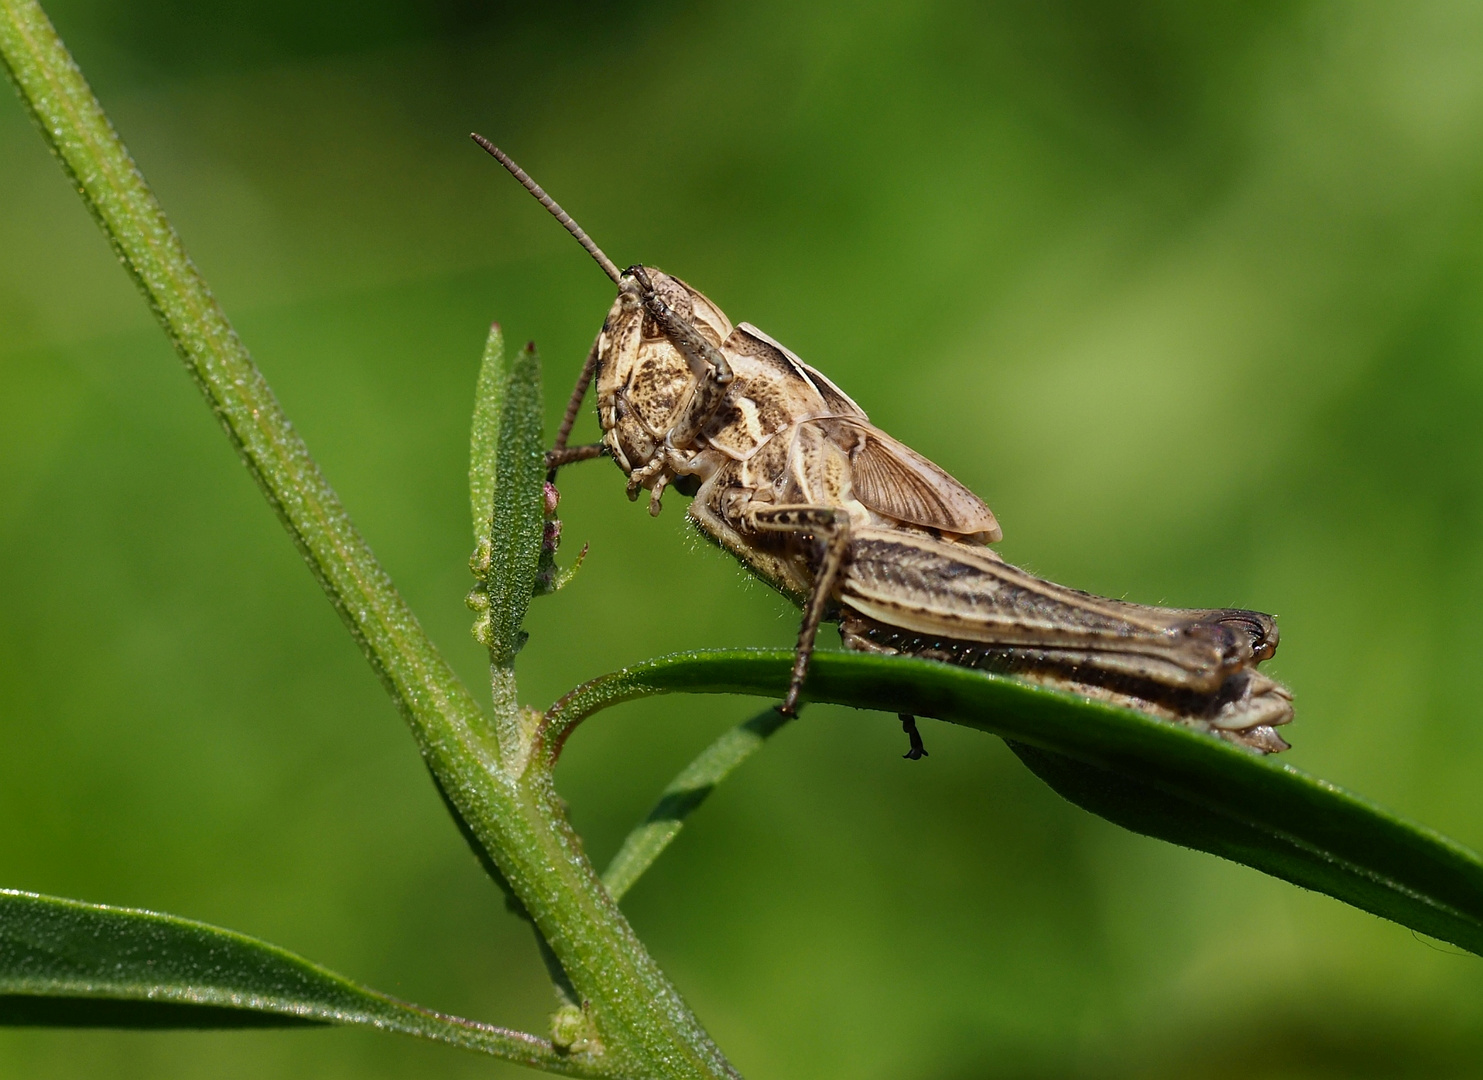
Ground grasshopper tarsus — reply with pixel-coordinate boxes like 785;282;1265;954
647;476;669;516
899;715;929;760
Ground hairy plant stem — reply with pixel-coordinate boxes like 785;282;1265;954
0;2;733;1074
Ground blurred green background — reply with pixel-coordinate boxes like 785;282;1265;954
4;1;1483;1076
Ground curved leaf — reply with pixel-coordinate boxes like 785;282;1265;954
602;709;793;902
544;649;1483;956
0;889;607;1076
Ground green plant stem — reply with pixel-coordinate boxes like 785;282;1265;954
603;710;791;902
0;4;732;1074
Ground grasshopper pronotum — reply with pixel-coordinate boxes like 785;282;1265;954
473;134;1293;757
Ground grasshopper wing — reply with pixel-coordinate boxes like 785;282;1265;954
814;418;1002;543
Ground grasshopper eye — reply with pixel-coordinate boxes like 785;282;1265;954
672;474;702;497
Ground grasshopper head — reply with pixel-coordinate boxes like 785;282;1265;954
593;267;734;479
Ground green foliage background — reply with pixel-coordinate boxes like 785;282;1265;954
3;1;1483;1076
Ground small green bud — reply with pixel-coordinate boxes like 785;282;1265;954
468;536;493;579
550;1003;601;1054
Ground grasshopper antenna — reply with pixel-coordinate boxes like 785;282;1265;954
471;133;622;285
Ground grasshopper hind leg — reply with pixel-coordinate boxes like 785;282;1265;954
746;505;852;718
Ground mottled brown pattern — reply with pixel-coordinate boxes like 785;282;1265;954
579;262;1292;751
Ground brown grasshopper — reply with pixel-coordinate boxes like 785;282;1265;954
473;135;1293;757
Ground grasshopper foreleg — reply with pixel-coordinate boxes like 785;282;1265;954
624;267;737;515
626;378;731;512
748;505;852;718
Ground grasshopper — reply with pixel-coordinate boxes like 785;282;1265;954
473;135;1293;757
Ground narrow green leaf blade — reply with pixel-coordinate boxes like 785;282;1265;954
0;888;602;1075
602;709;791;902
469;322;507;543
546;649;1483;956
480;342;546;665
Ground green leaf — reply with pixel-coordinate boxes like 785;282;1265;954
544;649;1483;957
0;888;607;1076
472;339;546;665
468;322;508;543
602;709;792;902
